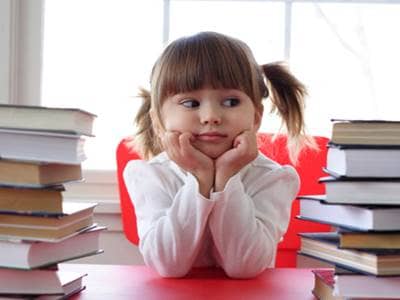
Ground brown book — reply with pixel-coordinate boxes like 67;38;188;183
0;202;96;240
0;159;82;186
299;232;400;276
0;184;64;213
331;119;400;146
338;230;400;250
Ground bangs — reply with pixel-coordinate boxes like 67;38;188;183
155;32;257;101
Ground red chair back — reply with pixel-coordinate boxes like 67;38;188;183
116;133;330;267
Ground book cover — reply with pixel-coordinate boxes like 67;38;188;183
0;159;82;187
319;176;400;205
333;272;400;299
35;271;87;300
299;232;400;276
0;184;64;214
0;202;96;240
0;104;96;136
298;196;400;231
0;226;105;269
0;129;86;164
337;229;400;250
326;145;400;178
330;119;400;146
0;269;87;296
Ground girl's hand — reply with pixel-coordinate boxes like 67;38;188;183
214;130;258;192
162;131;214;197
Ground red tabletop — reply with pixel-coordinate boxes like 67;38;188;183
61;264;316;300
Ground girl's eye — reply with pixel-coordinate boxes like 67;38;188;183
180;99;200;108
222;97;240;107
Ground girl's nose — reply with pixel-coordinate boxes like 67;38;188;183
200;106;222;125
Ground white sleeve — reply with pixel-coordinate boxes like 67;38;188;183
123;160;215;278
208;165;299;278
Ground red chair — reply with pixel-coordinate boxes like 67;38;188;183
116;133;330;267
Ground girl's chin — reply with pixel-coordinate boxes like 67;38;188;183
194;145;230;159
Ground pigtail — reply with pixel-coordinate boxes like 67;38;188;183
134;88;162;160
262;62;316;163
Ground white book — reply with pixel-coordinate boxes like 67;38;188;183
0;128;86;164
0;226;104;269
334;273;400;299
320;176;400;205
0;269;86;295
298;197;400;231
0;104;96;136
35;271;86;300
327;145;400;177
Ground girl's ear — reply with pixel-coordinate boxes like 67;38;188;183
254;106;264;131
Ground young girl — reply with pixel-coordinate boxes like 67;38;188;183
124;31;309;278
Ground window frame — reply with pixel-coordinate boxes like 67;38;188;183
0;0;44;106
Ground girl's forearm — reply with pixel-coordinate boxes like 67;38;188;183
209;176;275;278
214;168;236;192
136;174;215;278
193;169;214;198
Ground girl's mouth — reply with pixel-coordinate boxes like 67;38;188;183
195;132;228;142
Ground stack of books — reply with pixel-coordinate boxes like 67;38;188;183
0;104;105;299
297;119;400;300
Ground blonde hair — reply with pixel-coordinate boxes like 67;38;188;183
135;31;312;162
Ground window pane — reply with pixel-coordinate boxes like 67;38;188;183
42;0;163;169
169;0;285;65
291;3;400;137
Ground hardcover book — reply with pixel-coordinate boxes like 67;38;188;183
34;271;86;300
326;144;400;178
0;128;86;164
0;269;87;296
0;104;96;136
330;119;400;146
337;229;400;250
333;272;400;299
0;159;82;187
0;226;104;269
320;176;400;205
299;232;400;276
0;184;64;214
0;202;96;240
298;196;400;231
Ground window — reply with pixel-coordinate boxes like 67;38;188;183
291;2;400;135
42;0;164;170
41;0;400;172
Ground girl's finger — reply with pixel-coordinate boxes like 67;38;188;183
163;131;181;159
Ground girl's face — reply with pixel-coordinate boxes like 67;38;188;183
159;87;262;159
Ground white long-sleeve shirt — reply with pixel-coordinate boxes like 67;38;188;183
123;152;299;278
